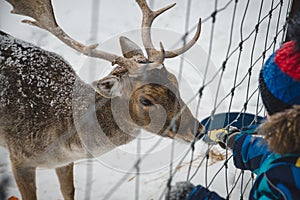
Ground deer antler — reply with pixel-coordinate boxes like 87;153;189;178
136;0;202;61
7;0;120;63
7;0;201;71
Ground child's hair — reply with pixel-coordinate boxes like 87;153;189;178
259;105;300;154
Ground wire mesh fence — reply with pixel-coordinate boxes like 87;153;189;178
0;0;294;199
98;0;292;199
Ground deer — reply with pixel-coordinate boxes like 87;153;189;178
0;0;203;199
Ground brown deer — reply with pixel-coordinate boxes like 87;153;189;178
0;0;203;199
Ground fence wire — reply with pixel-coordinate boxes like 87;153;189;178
98;0;293;199
101;0;291;199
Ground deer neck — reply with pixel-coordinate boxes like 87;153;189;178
71;81;136;157
94;92;137;145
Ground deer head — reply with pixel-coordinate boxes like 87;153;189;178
6;0;203;142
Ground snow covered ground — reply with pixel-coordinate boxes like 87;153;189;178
0;0;289;199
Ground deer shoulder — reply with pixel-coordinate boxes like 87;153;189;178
0;31;91;164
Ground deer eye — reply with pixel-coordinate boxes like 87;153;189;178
139;97;154;106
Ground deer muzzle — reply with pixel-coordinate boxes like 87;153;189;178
167;120;204;143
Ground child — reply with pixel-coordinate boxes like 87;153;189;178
185;105;300;200
168;15;300;200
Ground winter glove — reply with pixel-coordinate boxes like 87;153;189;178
203;126;240;149
167;182;195;200
186;185;225;200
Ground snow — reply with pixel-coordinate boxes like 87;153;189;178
0;0;289;199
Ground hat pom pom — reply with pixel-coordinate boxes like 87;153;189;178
275;41;300;81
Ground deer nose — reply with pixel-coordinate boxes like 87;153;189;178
194;122;205;140
175;121;204;142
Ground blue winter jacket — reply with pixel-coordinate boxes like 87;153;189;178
187;127;300;200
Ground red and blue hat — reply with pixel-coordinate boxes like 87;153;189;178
259;41;300;115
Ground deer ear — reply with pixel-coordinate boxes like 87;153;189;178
120;36;147;60
92;76;124;98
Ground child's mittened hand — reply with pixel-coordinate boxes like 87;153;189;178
203;126;240;149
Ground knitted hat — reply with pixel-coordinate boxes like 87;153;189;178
259;40;300;115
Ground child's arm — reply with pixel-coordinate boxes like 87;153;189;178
233;133;272;173
204;126;272;173
168;182;225;200
186;185;225;200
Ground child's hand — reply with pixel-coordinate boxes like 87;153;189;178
203;126;240;149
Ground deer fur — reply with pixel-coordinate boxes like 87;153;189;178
0;0;203;199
